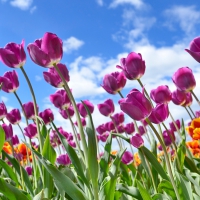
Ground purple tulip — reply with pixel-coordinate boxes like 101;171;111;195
22;102;38;120
116;124;125;133
98;132;109;142
2;123;13;141
50;130;61;147
96;124;107;135
77;100;94;118
163;130;175;146
74;118;86;127
140;119;148;126
171;89;187;105
39;108;54;125
185;37;200;63
59;106;74;119
195;111;200;118
0;70;19;93
104;121;115;132
0;40;26;68
172;67;196;92
97;99;115;117
58;127;69;139
116;52;146;80
169;119;181;132
130;133;144;148
119;89;152;121
6;108;21;125
24;123;37;139
27;32;63;68
138;125;146;136
43;63;70;88
68;140;76;148
25;166;32;176
101;71;126;94
124;122;135;135
12;135;19;146
57;154;71;165
0;102;7;120
112;112;124;126
121;151;134;165
148;103;169;124
150;85;172;104
182;92;193;107
50;89;71;110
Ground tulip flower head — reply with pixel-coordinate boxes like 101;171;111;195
163;130;175;146
169;119;181;132
130;133;144;148
124;122;135;135
0;40;26;68
22;101;38;120
77;100;94;118
57;154;71;165
0;101;7;120
172;67;196;92
181;92;193;107
24;123;37;139
121;151;134;165
186;118;200;140
97;99;115;117
116;52;146;80
185;36;200;63
27;32;63;68
171;89;187;106
101;71;126;94
59;106;74;119
6;108;21;125
39;108;54;125
2;123;13;141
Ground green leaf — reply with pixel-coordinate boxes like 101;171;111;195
175;141;186;171
141;146;170;181
158;180;176;200
116;183;142;200
193;193;200;200
184;156;199;173
152;193;172;200
136;180;152;200
0;177;31;200
0;126;5;153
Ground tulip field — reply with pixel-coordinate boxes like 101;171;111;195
0;32;200;200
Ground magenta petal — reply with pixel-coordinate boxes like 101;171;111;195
130;134;144;148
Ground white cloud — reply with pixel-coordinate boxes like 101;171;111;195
0;96;8;102
10;0;33;10
35;75;42;81
164;5;200;36
96;0;103;6
30;5;36;14
110;0;144;9
63;37;84;54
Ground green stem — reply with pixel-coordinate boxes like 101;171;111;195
169;111;182;137
146;118;181;200
191;90;200;106
53;64;88;165
188;106;196;118
184;107;193;120
118;91;123;98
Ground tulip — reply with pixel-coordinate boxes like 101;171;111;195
171;89;187;105
74;118;86;127
195;111;200;118
104;121;115;132
185;37;200;63
98;132;109;142
57;154;71;165
2;123;13;141
96;124;107;135
116;124;124;133
22;101;38;120
124;122;135;135
0;40;26;68
163;130;175;146
148;103;169;124
0;101;7;120
121;151;134;165
112;112;124;126
119;89;152;121
101;71;126;94
43;63;70;88
77;100;94;118
50;89;71;110
150;85;172;104
24;123;37;139
97;99;114;117
58;127;69;139
39;108;54;125
12;135;19;146
25;166;33;176
130;133;144;148
6;108;21;125
182;92;193;107
68;140;76;148
50;130;61;147
59;106;74;119
116;52;146;80
27;32;63;68
169;119;181;132
138;125;146;136
172;67;196;92
0;70;19;93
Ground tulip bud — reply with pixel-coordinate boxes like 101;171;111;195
74;118;86;127
96;124;107;135
0;101;7;120
6;108;21;125
130;133;144;148
112;112;124;126
97;99;114;117
25;166;33;176
39;108;54;125
22;101;38;120
24;123;37;139
124;122;135;135
57;154;71;165
77;100;94;118
59;106;74;119
169;119;181;132
2;123;13;141
171;89;187;105
181;92;193;107
121;151;134;165
163;130;175;146
138;125;146;136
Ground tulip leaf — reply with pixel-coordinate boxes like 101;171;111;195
0;126;5;153
158;180;176;200
140;146;170;181
111;133;130;143
136;180;153;200
184;156;199;173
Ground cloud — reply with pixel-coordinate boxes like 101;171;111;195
30;5;36;14
63;37;84;54
0;96;8;102
10;0;33;10
110;0;144;9
35;75;42;81
164;5;200;36
96;0;103;6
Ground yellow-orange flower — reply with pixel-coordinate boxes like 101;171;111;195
186;118;200;140
186;140;200;158
3;142;12;154
134;152;141;167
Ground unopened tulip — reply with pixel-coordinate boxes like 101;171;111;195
96;124;107;135
27;32;63;68
124;122;135;135
57;154;71;165
39;108;54;125
59;106;74;119
119;89;152;121
25;166;33;176
116;52;146;80
6;108;21;125
97;99;114;117
0;102;7;120
185;37;200;63
130;133;144;148
104;121;115;132
122;151;134;165
148;103;169;124
22;102;38;120
182;92;193;107
101;71;126;94
195;111;200;118
12;135;19;146
0;40;26;68
169;119;181;132
24;123;37;139
138;125;146;136
172;67;196;92
163;130;175;146
150;85;171;104
77;100;94;118
43;63;70;88
2;123;13;141
74;118;86;127
98;132;109;142
112;112;124;126
171;89;186;105
0;70;19;93
50;89;71;110
50;130;61;147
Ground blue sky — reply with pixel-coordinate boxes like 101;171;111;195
0;0;200;148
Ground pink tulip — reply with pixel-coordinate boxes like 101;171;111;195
6;108;21;125
2;123;13;141
122;151;134;165
24;123;37;139
0;40;26;68
112;112;124;126
59;106;74;119
57;154;71;165
25;166;32;176
182;92;193;107
22;102;38;120
97;99;114;117
39;108;54;125
0;102;7;120
171;89;187;105
77;100;94;118
124;122;135;135
27;32;63;68
130;133;144;148
163;130;175;146
169;119;181;132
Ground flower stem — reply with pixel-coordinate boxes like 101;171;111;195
184;107;193;120
191;90;200;106
169;111;182;137
188;106;196;118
